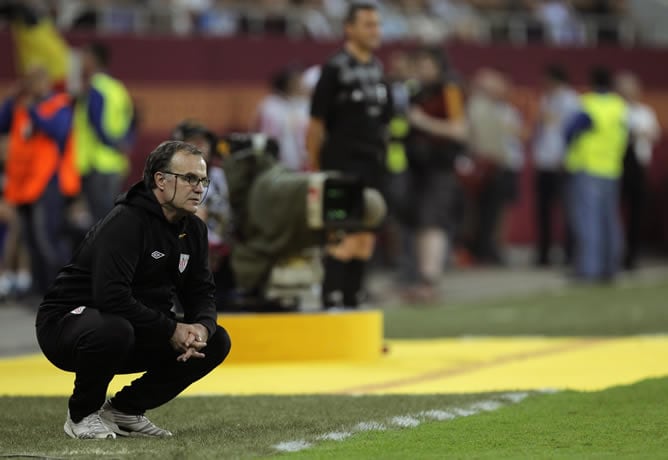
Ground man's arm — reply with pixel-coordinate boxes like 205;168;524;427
91;209;177;341
407;83;469;143
306;117;325;170
87;83;133;148
28;94;73;152
306;63;337;170
564;111;592;146
179;219;217;340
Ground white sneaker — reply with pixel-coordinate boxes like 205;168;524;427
100;400;172;437
64;410;117;439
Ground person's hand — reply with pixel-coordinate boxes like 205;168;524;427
170;323;205;357
170;323;209;362
186;323;209;346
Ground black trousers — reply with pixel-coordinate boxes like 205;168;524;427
621;148;646;269
472;169;516;264
534;170;572;265
36;307;231;421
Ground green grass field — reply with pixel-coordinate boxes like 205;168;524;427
284;377;668;459
385;278;668;337
1;278;667;459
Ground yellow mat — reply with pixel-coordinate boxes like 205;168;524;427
1;336;666;396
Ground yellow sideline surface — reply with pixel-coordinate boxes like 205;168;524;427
217;310;384;363
1;336;667;395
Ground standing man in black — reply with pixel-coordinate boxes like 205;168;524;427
36;141;231;439
306;1;392;309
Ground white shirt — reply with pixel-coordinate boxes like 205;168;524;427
503;104;525;171
627;102;660;166
257;94;309;171
533;86;580;170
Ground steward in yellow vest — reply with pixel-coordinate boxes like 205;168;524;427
76;43;135;223
564;67;628;282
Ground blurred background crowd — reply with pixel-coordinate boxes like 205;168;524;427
13;0;657;46
0;0;666;309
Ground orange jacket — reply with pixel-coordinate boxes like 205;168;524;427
4;93;80;205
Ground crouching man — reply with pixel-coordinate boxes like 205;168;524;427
35;140;231;439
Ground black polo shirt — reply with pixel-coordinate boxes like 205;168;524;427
310;49;392;173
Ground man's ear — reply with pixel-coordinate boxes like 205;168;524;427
155;172;165;191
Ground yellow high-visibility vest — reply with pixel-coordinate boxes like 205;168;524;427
74;73;132;175
566;92;628;178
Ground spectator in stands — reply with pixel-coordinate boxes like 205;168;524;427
239;0;291;36
532;0;584;45
575;0;627;44
532;65;580;266
400;0;448;43
427;0;483;41
0;66;81;297
196;1;240;36
402;47;468;302
378;1;410;41
75;42;135;225
257;67;310;171
300;0;337;39
565;67;628;282
616;71;661;270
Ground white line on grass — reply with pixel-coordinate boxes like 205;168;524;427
500;391;530;403
354;421;386;431
273;441;313;452
317;432;353;441
272;392;540;454
390;416;421;427
419;409;456;421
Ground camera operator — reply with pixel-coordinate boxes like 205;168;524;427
306;1;392;309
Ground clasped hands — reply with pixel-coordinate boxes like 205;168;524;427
170;322;209;362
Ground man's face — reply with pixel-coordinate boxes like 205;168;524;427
24;66;50;98
81;49;98;80
156;151;208;215
346;8;381;51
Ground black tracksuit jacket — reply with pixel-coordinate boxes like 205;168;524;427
36;181;217;341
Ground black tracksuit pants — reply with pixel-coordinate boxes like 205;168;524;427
36;307;231;421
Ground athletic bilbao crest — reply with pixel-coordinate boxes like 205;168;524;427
178;253;190;273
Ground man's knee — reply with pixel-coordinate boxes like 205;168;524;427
206;325;231;366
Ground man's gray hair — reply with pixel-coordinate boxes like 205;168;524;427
143;140;203;189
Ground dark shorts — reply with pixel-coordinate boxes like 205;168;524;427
320;154;386;197
407;169;458;229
